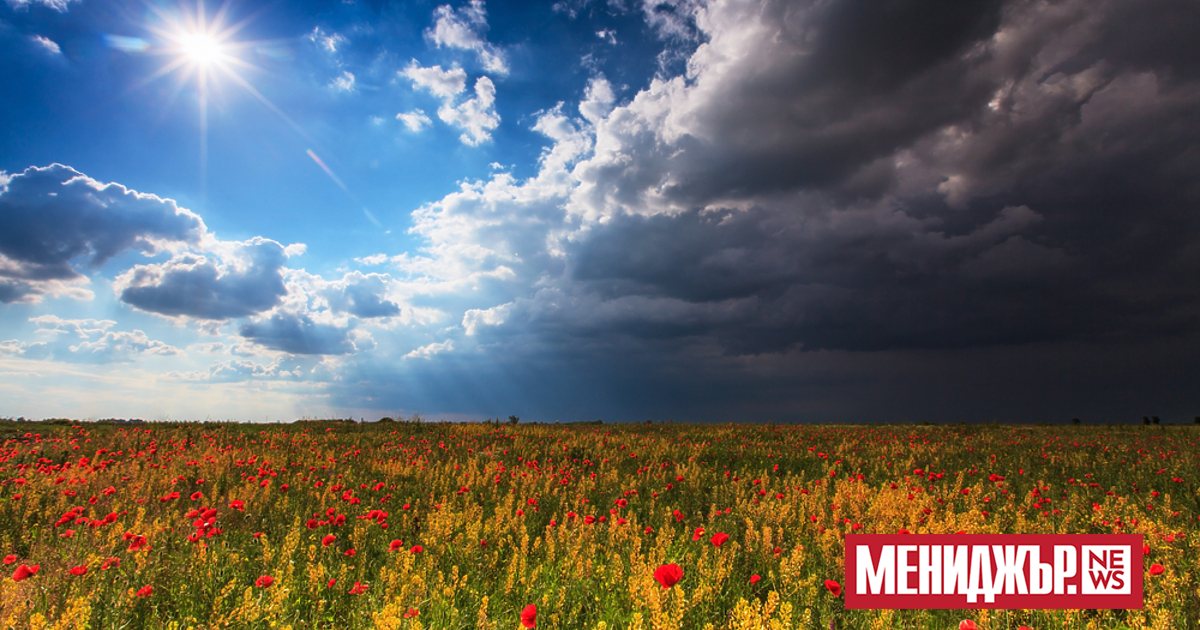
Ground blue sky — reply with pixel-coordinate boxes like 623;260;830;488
3;0;1199;423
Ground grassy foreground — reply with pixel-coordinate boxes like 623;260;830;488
0;419;1197;630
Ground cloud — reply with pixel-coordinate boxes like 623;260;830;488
578;76;616;124
6;0;76;11
1;315;179;363
404;62;500;145
403;339;454;359
355;254;390;266
308;27;347;53
115;237;290;320
402;62;468;99
397;109;433;132
371;0;1200;376
31;35;61;55
238;311;363;355
427;0;508;75
0;164;206;304
68;329;180;361
174;355;335;382
463;303;511;335
437;77;500;146
317;271;402;318
329;70;356;91
639;0;705;42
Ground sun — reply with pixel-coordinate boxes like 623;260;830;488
179;32;224;66
131;2;314;205
141;3;249;86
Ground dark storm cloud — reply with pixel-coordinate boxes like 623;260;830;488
359;0;1200;425
238;311;359;355
549;0;1200;356
117;238;289;320
572;0;1012;214
0;164;205;303
493;202;1088;353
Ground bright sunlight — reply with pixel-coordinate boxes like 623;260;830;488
179;32;223;65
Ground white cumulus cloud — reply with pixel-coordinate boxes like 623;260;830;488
437;77;500;146
404;62;500;145
402;62;467;99
404;339;454;359
427;0;508;75
397;109;433;132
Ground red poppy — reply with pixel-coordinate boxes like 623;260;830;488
344;549;356;557
521;604;537;628
101;557;120;570
824;579;842;597
327;578;337;588
322;534;337;547
410;545;423;554
2;555;15;565
1018;627;1033;630
256;575;274;588
190;492;203;501
404;608;419;619
389;539;404;552
692;527;705;541
69;566;87;576
959;621;979;630
348;581;369;595
13;564;39;581
711;533;730;547
653;563;683;589
750;574;761;584
135;585;153;597
1149;564;1165;575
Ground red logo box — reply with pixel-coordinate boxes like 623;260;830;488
845;534;1144;609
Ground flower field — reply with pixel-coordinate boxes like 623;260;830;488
1;419;1197;630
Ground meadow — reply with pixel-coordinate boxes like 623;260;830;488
0;419;1196;630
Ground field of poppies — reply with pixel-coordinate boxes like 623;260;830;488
0;419;1196;630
